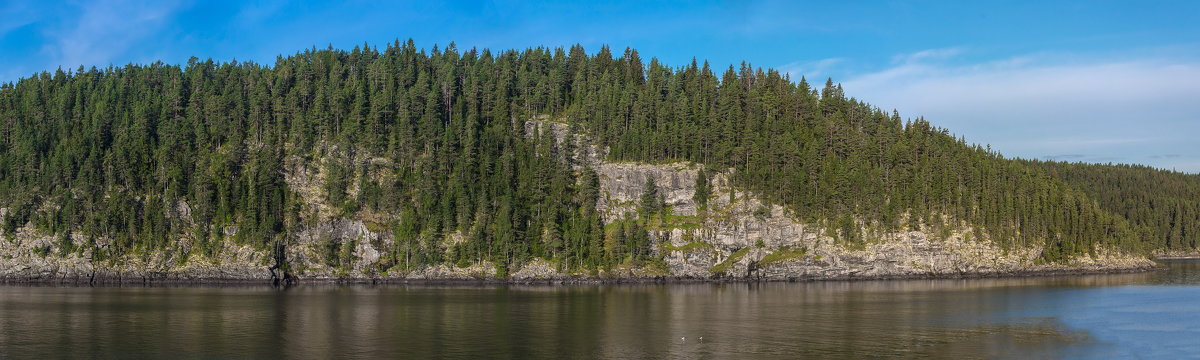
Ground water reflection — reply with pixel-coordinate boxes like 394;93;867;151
0;262;1196;359
1147;259;1200;285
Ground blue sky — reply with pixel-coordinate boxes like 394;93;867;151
2;0;1198;172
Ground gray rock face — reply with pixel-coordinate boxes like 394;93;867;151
0;223;272;283
510;259;565;280
595;162;702;221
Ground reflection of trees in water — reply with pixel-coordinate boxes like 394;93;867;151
1152;260;1200;285
4;264;1199;358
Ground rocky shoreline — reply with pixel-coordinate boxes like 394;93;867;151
0;261;1163;286
1151;251;1200;260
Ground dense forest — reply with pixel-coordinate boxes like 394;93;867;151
0;40;1192;275
1025;161;1200;252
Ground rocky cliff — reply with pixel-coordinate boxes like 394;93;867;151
0;118;1157;284
591;162;1152;281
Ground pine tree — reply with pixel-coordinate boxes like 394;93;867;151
639;177;662;221
693;167;711;211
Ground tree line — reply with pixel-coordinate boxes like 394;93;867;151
1024;160;1200;252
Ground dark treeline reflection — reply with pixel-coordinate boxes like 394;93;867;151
6;265;1188;359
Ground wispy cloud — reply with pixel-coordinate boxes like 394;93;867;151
890;47;964;64
838;47;1200;172
778;57;844;82
845;50;1200;108
41;0;187;69
1016;137;1154;150
1041;154;1125;163
1042;154;1088;161
234;1;286;24
0;2;40;35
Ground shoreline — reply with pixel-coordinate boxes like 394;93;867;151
0;263;1166;287
1153;256;1200;260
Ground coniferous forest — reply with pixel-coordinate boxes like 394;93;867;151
1025;161;1200;252
0;40;1195;274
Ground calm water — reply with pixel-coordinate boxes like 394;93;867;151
3;262;1200;359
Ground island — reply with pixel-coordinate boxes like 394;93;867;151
1;41;1195;284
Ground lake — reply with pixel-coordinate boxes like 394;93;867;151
2;261;1199;359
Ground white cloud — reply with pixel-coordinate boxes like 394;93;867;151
0;2;40;35
1009;136;1156;153
889;47;964;64
41;0;187;69
234;1;285;24
778;57;844;82
838;48;1200;172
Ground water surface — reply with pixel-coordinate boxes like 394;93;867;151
2;262;1199;359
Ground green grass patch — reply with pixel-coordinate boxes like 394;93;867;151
654;213;704;230
700;204;736;222
662;213;701;223
641;258;671;276
603;222;624;233
710;246;750;274
758;247;808;266
363;220;389;233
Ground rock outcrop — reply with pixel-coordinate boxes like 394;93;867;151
0;226;272;283
586;160;1154;281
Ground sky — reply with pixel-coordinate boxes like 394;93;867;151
2;0;1198;172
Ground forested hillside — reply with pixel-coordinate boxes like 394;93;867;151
1025;161;1200;252
0;40;1182;278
